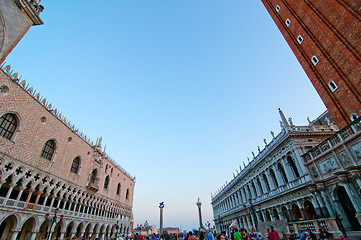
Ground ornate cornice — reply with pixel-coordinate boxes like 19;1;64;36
16;0;44;25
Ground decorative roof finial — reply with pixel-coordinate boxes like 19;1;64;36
288;117;294;127
270;131;275;138
278;108;290;128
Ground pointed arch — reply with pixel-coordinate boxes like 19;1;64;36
70;156;81;174
90;169;98;184
116;183;121;195
104;175;110;189
0;113;18;140
41;139;56;161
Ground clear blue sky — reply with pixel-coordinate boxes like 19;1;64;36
6;0;326;231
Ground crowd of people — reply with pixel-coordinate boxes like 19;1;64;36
128;226;345;240
212;226;343;240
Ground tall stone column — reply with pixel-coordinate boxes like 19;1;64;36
196;198;203;229
159;202;165;235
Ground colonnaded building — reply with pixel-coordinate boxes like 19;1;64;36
0;1;135;239
212;110;361;237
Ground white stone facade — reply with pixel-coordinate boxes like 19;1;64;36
211;110;338;236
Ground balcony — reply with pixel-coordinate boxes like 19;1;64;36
86;181;99;192
303;117;361;162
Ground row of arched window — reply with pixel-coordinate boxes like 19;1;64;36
89;169;129;199
0;113;130;199
104;176;129;199
1;113;57;161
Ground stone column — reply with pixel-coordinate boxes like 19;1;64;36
284;158;296;181
59;231;65;240
49;197;55;209
340;180;361;224
280;159;292;182
251;181;258;198
260;175;268;193
30;231;38;240
14;188;25;205
241;189;246;204
196;199;203;229
41;195;49;210
4;184;14;202
297;200;307;220
314;191;329;217
33;192;42;210
24;189;35;208
237;191;242;205
159;203;165;234
56;198;61;209
254;179;262;196
100;231;105;240
10;231;19;240
318;187;335;217
265;169;276;190
310;191;323;217
291;149;308;174
272;165;283;186
248;215;253;228
353;174;361;190
342;181;361;212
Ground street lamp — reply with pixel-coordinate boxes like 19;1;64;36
243;199;260;228
45;208;63;240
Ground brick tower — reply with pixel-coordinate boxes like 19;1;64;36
261;0;361;128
